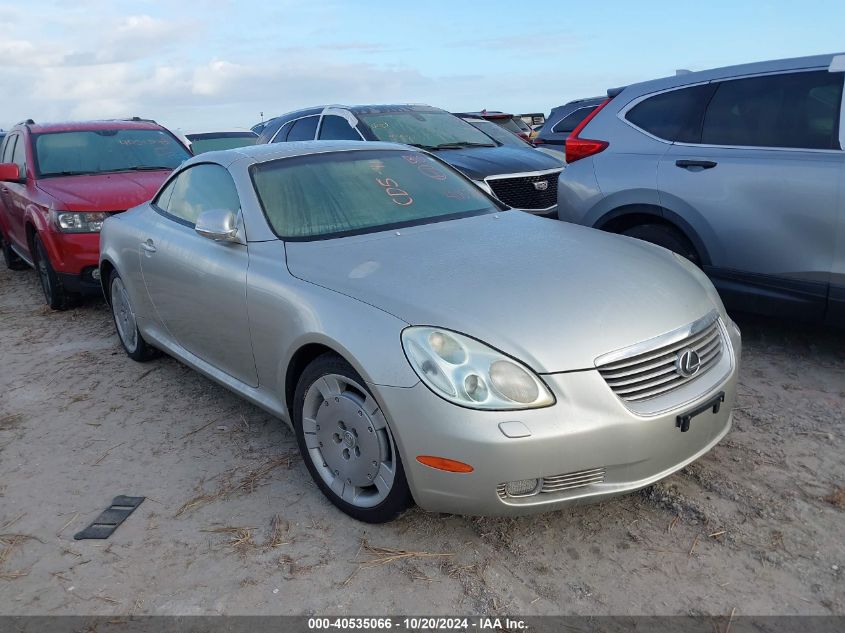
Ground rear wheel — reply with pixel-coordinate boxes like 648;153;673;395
293;354;412;523
1;232;27;270
32;234;73;310
109;270;159;362
620;223;700;265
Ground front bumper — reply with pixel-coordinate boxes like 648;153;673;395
371;326;740;516
40;230;101;275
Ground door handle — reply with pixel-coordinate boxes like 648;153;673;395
141;239;157;253
0;188;8;194
675;159;717;170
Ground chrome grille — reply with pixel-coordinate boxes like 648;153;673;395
597;316;724;403
486;170;560;210
497;467;605;499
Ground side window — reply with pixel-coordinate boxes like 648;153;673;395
318;115;361;140
2;134;16;164
286;116;319;142
11;134;27;178
702;70;843;149
157;164;240;226
626;84;715;143
271;120;294;143
552;107;597;134
153;177;177;212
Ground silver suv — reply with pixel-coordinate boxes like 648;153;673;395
557;53;845;326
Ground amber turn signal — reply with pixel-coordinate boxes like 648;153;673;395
416;455;474;473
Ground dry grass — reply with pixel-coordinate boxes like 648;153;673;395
823;487;845;508
0;413;24;430
201;526;257;555
176;453;298;517
356;538;453;570
0;533;40;581
267;514;290;548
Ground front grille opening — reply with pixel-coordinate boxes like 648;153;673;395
487;172;560;210
597;317;724;403
498;467;605;499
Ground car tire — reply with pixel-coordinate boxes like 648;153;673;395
1;233;27;270
293;353;412;523
32;234;73;310
108;270;159;362
620;223;700;265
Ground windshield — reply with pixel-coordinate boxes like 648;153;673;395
251;149;500;240
466;120;529;147
187;132;258;154
356;109;495;149
34;129;190;177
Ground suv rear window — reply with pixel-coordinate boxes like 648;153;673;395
625;84;714;143
701;70;843;150
33;129;190;177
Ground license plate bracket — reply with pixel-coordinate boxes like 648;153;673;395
676;391;725;432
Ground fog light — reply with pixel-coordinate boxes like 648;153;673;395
91;268;101;280
504;478;540;497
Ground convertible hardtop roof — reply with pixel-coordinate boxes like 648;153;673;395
194;140;418;166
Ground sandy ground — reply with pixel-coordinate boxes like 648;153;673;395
0;262;843;617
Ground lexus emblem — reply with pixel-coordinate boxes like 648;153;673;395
533;180;549;191
676;349;701;378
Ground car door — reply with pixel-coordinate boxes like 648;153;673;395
1;133;32;256
0;134;17;241
831;161;845;324
657;69;844;320
140;162;259;386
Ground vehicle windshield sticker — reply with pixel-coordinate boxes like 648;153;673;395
401;153;447;180
376;177;414;206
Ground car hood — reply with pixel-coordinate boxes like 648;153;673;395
285;212;720;373
432;145;562;180
36;171;171;211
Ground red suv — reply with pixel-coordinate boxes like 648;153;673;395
0;119;190;309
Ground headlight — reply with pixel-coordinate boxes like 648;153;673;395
53;211;108;233
401;327;554;410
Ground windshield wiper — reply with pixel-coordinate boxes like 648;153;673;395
113;166;173;172
40;170;98;178
407;142;496;151
432;142;496;150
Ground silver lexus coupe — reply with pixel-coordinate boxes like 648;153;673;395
99;141;741;523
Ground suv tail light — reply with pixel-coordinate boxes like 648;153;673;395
565;97;612;163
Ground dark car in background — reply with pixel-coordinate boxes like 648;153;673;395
454;110;532;141
0;118;190;309
256;104;563;216
533;97;605;152
458;116;564;163
175;129;258;154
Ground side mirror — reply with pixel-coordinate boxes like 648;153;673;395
0;163;22;182
195;209;243;243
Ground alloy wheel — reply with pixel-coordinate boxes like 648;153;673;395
301;373;398;508
111;276;138;352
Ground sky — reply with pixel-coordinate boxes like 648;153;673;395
1;0;843;132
